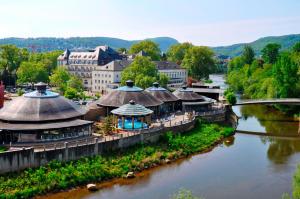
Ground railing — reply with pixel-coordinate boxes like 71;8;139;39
195;108;226;117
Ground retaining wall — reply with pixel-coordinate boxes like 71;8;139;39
0;120;195;174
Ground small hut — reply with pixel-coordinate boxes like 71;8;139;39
173;86;213;112
111;100;153;130
146;82;179;114
0;82;93;144
96;80;163;116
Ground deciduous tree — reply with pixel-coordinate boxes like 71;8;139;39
166;42;193;64
129;40;161;61
16;61;48;86
261;43;281;64
182;46;215;80
121;56;159;88
241;45;255;65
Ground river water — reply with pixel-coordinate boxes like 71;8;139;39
42;75;300;199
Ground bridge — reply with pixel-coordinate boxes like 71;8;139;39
234;98;300;106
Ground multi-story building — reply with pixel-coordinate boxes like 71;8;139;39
58;46;187;93
91;60;132;93
154;61;187;88
57;46;122;90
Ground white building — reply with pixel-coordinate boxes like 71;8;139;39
154;61;187;88
57;46;123;90
92;60;132;93
58;46;187;93
91;60;187;93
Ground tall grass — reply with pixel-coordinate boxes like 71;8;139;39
0;122;234;199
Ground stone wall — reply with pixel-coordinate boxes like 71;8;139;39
0;120;195;174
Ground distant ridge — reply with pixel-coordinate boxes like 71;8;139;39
212;34;300;57
0;36;179;52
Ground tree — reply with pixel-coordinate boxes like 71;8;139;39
49;67;71;93
273;52;299;98
0;45;29;86
117;47;127;54
166;42;193;64
67;75;84;91
129;40;161;61
101;115;115;135
241;45;255;65
121;56;159;88
64;87;79;99
30;50;63;74
261;43;281;64
158;73;169;88
182;46;215;80
16;61;48;86
292;42;300;53
225;92;237;105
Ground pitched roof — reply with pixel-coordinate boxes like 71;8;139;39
111;100;153;116
146;82;179;102
153;61;184;70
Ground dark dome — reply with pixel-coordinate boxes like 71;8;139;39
96;80;163;108
0;89;86;122
146;82;179;103
173;86;205;102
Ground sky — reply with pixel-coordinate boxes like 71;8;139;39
0;0;300;46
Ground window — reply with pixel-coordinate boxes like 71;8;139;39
84;80;88;85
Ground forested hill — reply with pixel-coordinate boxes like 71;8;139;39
0;37;178;52
212;34;300;57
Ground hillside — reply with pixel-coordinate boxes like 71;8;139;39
212;34;300;57
0;37;178;52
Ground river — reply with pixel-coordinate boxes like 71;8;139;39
41;74;300;199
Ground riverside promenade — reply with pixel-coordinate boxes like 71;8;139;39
0;106;236;174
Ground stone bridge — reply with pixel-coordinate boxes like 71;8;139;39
234;98;300;106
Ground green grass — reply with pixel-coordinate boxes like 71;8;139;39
0;146;7;153
0;122;234;199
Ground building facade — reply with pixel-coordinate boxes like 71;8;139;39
57;46;123;90
58;46;187;93
91;60;132;93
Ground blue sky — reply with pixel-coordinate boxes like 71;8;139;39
0;0;300;46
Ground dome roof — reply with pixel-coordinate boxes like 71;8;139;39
0;83;86;122
111;100;153;116
146;82;179;103
96;80;163;108
173;86;205;102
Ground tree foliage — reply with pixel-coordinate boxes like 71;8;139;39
241;45;255;65
16;61;48;85
227;42;300;113
273;52;299;98
121;56;163;88
182;46;215;80
0;45;29;86
49;67;71;93
129;40;161;61
166;42;193;64
261;43;281;64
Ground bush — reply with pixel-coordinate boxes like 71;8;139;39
64;87;79;99
0;123;234;198
225;92;237;105
17;88;25;96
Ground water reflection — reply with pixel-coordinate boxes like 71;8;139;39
236;104;300;164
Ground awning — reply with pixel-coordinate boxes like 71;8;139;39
0;119;93;131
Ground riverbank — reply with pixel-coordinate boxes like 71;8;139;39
0;121;234;199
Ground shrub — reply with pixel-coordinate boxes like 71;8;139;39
225;92;237;105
